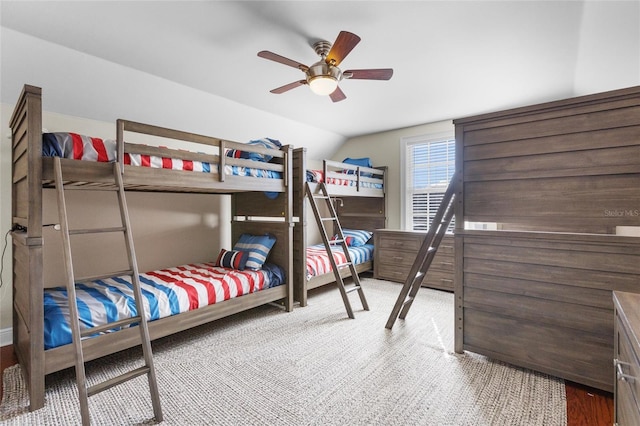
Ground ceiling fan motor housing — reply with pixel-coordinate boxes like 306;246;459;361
307;61;343;84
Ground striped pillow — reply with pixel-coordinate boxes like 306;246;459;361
330;234;354;246
233;233;277;270
225;138;282;162
341;229;373;247
215;249;248;270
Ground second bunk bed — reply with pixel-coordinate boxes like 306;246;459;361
292;148;387;307
9;84;295;411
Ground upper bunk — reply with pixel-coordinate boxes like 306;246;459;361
10;85;292;204
292;147;387;232
306;158;386;198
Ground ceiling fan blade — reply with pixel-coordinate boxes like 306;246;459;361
258;51;309;72
343;69;394;80
270;80;307;94
326;31;361;66
329;86;347;103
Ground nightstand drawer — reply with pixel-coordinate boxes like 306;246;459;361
616;379;640;426
438;242;454;256
377;234;424;251
431;253;454;272
617;321;640;408
614;291;640;425
423;269;454;290
376;265;411;282
377;248;418;268
374;229;455;290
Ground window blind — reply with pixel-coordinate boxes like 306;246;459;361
406;138;455;232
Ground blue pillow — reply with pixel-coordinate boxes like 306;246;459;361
233;233;277;270
226;138;282;162
341;229;373;247
343;157;373;177
215;249;248;270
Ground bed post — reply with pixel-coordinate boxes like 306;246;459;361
453;119;465;354
283;145;294;311
9;84;46;410
292;148;307;306
116;119;125;174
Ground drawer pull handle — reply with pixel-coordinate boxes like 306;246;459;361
440;279;453;283
440;262;453;266
614;358;636;383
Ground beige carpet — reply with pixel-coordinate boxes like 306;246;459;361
0;278;566;425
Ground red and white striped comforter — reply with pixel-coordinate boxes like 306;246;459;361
42;132;282;178
43;262;284;349
305;244;374;279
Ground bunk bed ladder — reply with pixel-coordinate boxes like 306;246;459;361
385;174;456;330
53;157;163;426
306;182;369;319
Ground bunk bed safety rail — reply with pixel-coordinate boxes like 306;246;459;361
322;159;385;192
115;119;287;180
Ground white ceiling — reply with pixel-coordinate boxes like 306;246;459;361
1;1;638;139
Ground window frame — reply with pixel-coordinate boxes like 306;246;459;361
400;131;455;231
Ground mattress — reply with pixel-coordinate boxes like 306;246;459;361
305;243;374;279
306;169;383;189
42;132;282;179
43;262;285;349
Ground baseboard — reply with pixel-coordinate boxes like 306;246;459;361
0;327;12;347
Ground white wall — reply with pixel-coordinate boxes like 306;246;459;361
336;0;640;231
0;28;345;156
331;120;454;230
0;27;345;342
573;1;640;94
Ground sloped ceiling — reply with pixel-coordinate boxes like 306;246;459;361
1;1;638;140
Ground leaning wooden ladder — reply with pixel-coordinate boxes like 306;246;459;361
53;157;163;425
306;182;369;318
385;174;456;329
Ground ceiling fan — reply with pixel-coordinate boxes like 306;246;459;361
258;31;393;102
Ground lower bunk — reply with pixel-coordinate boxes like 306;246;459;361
44;260;285;350
13;226;293;407
41;260;288;373
292;148;387;306
305;241;375;292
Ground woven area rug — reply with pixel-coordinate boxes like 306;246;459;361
0;278;566;425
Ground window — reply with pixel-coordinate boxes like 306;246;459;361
401;133;455;232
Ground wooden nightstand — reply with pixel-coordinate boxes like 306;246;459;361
613;291;640;425
374;229;454;291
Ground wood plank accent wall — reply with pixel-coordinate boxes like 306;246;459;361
458;87;640;234
453;86;640;392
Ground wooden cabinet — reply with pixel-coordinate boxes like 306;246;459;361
453;86;640;392
614;291;640;425
374;229;454;291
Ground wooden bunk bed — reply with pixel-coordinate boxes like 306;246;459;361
453;85;640;392
292;148;387;307
9;84;295;411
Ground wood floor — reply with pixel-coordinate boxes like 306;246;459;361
0;344;614;424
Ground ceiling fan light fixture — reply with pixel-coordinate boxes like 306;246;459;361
308;75;339;96
258;31;393;102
